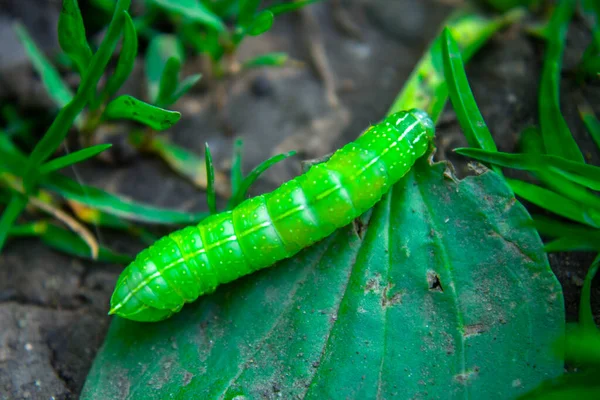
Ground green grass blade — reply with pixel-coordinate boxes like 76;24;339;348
147;135;229;197
579;103;600;150
539;0;583;162
227;151;296;210
517;126;600;209
238;0;261;27
156;57;181;107
455;148;600;191
39;144;112;175
242;52;288;69
24;221;133;264
441;27;501;176
41;173;208;224
168;74;202;105
531;216;600;252
268;0;321;16
544;237;600;253
230;138;244;195
507;178;600;228
58;0;93;76
0;192;27;252
247;10;274;36
145;34;184;104
23;0;132;191
388;8;525;118
580;254;600;331
14;22;74;108
103;95;181;130
149;0;225;31
100;11;138;104
204;143;217;214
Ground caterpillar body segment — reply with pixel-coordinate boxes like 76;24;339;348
109;109;435;322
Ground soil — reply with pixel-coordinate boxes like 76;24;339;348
0;0;599;399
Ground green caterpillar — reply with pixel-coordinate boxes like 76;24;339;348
110;109;435;322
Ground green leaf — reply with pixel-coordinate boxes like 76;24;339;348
103;95;181;130
247;10;274;36
230;138;244;195
517;126;600;210
82;160;563;399
168;74;202;105
148;135;230;197
518;369;600;399
507;178;600;228
579;254;600;332
23;0;132;191
227;150;296;209
39;144;112;175
441;28;501;176
242;52;288;68
388;9;525;118
0;192;28;253
482;0;536;11
100;11;138;103
58;0;93;76
41;173;208;225
9;221;132;264
532;216;600;253
156;57;181;107
145;34;184;104
204;143;217;214
268;0;321;16
455;148;600;191
580;103;600;151
14;23;74;108
148;0;225;31
238;0;261;27
539;0;583;162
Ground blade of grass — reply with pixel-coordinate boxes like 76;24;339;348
388;8;525;118
23;0;132;192
227;151;296;210
517;126;600;209
100;11;138;105
145;34;185;104
507;178;600;228
168;74;202;105
238;0;261;27
539;0;583;162
230;138;244;195
103;95;181;130
531;215;600;252
58;0;93;76
149;0;225;31
146;135;230;197
441;27;501;176
268;0;321;16
455;148;600;191
242;52;288;68
41;173;209;224
39;144;112;175
0;193;28;252
544;237;600;253
14;23;74;108
579;103;600;150
8;221;131;263
156;57;181;107
204;143;217;214
580;254;600;331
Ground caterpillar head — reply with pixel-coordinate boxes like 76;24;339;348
408;108;435;140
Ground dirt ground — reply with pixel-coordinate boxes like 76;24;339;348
0;0;599;399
